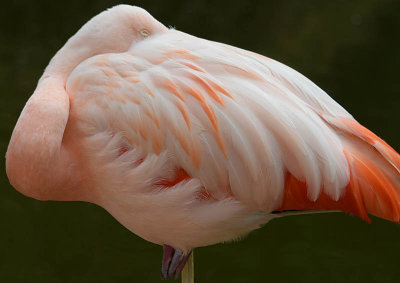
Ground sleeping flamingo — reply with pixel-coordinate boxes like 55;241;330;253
6;5;400;280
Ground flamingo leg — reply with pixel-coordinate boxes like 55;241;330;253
181;250;194;283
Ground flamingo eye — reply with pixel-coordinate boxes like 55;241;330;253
140;29;150;37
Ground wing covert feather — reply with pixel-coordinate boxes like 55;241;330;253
66;30;351;211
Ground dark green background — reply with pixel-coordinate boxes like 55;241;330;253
1;0;400;282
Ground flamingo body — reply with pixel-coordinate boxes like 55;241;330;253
6;4;400;269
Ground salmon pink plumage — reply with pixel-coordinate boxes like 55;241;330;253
6;4;400;280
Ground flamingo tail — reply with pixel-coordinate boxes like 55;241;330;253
279;116;400;224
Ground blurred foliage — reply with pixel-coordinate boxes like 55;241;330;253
0;0;400;282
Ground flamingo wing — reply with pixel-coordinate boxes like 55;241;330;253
66;29;400;224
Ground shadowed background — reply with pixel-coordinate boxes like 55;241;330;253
1;0;400;282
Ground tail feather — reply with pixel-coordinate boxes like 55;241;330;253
279;116;400;224
345;148;400;222
327;116;400;174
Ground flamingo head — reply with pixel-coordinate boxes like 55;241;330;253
45;5;168;76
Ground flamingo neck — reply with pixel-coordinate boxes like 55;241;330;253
6;73;85;201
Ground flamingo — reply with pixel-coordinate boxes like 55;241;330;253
6;4;400;280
